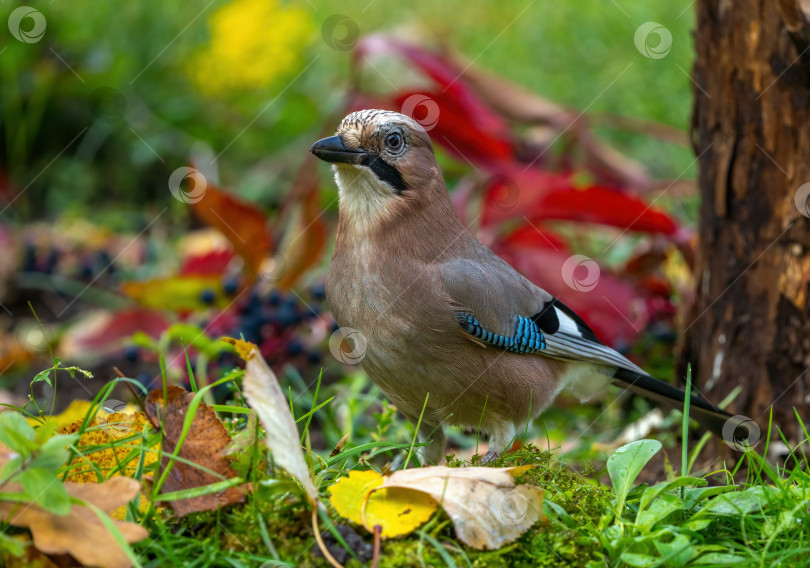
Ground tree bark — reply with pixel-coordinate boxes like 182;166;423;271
683;0;810;446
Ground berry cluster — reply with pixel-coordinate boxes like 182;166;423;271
231;283;330;368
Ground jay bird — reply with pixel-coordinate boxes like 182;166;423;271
311;109;747;463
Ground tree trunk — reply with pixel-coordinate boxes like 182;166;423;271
682;0;810;448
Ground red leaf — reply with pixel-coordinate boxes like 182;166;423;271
392;90;514;164
60;308;169;358
500;225;570;253
179;249;235;276
352;36;515;163
482;167;678;235
535;185;678;235
190;180;272;277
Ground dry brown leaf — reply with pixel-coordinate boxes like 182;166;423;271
227;338;319;504
380;465;543;550
0;476;148;568
144;386;245;517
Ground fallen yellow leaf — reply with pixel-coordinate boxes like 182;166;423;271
330;465;543;549
364;486;438;538
330;470;438;538
58;409;158;485
121;275;226;310
329;470;384;526
27;400;93;428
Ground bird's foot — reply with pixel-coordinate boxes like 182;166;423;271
480;449;500;464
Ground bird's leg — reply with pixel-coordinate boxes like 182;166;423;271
409;418;445;465
480;422;517;464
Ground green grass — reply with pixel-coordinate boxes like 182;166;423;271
2;353;810;568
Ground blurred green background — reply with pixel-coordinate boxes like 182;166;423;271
0;0;696;225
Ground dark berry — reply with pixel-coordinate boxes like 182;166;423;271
222;277;239;295
22;245;37;272
199;288;216;305
136;372;153;389
98;250;115;275
302;305;320;318
267;289;281;307
44;249;59;274
650;322;676;342
309;282;326;301
124;346;139;362
286;339;303;356
240;290;262;315
307;350;322;364
275;305;301;327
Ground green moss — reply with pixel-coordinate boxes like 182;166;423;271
163;493;320;565
416;444;610;567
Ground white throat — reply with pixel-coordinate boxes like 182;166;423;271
334;164;399;234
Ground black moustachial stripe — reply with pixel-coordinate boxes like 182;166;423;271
360;153;407;194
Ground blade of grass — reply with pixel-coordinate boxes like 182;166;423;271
682;364;692;481
301;370;323;444
404;393;430;469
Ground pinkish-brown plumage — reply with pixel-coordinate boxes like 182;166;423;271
312;109;746;463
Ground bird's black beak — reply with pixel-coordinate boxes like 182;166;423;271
310;135;367;165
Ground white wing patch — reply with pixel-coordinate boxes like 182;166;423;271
554;306;583;337
541;305;647;377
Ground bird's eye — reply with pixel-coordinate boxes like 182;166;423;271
385;132;403;151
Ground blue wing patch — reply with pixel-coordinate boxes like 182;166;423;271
458;313;546;353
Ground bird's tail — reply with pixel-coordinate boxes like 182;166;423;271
612;368;756;448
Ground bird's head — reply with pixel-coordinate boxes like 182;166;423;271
310;110;442;231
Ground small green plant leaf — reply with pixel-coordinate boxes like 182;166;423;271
636;494;685;532
131;331;159;350
608;439;662;517
653;532;693;566
639;476;706;513
620;552;658;567
30;433;77;471
31;369;53;387
0;454;23;483
698;485;778;516
0;531;26;557
33;420;59;444
681;518;712;531
692;552;751;564
683;485;738;510
18;467;72;516
0;412;37;454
